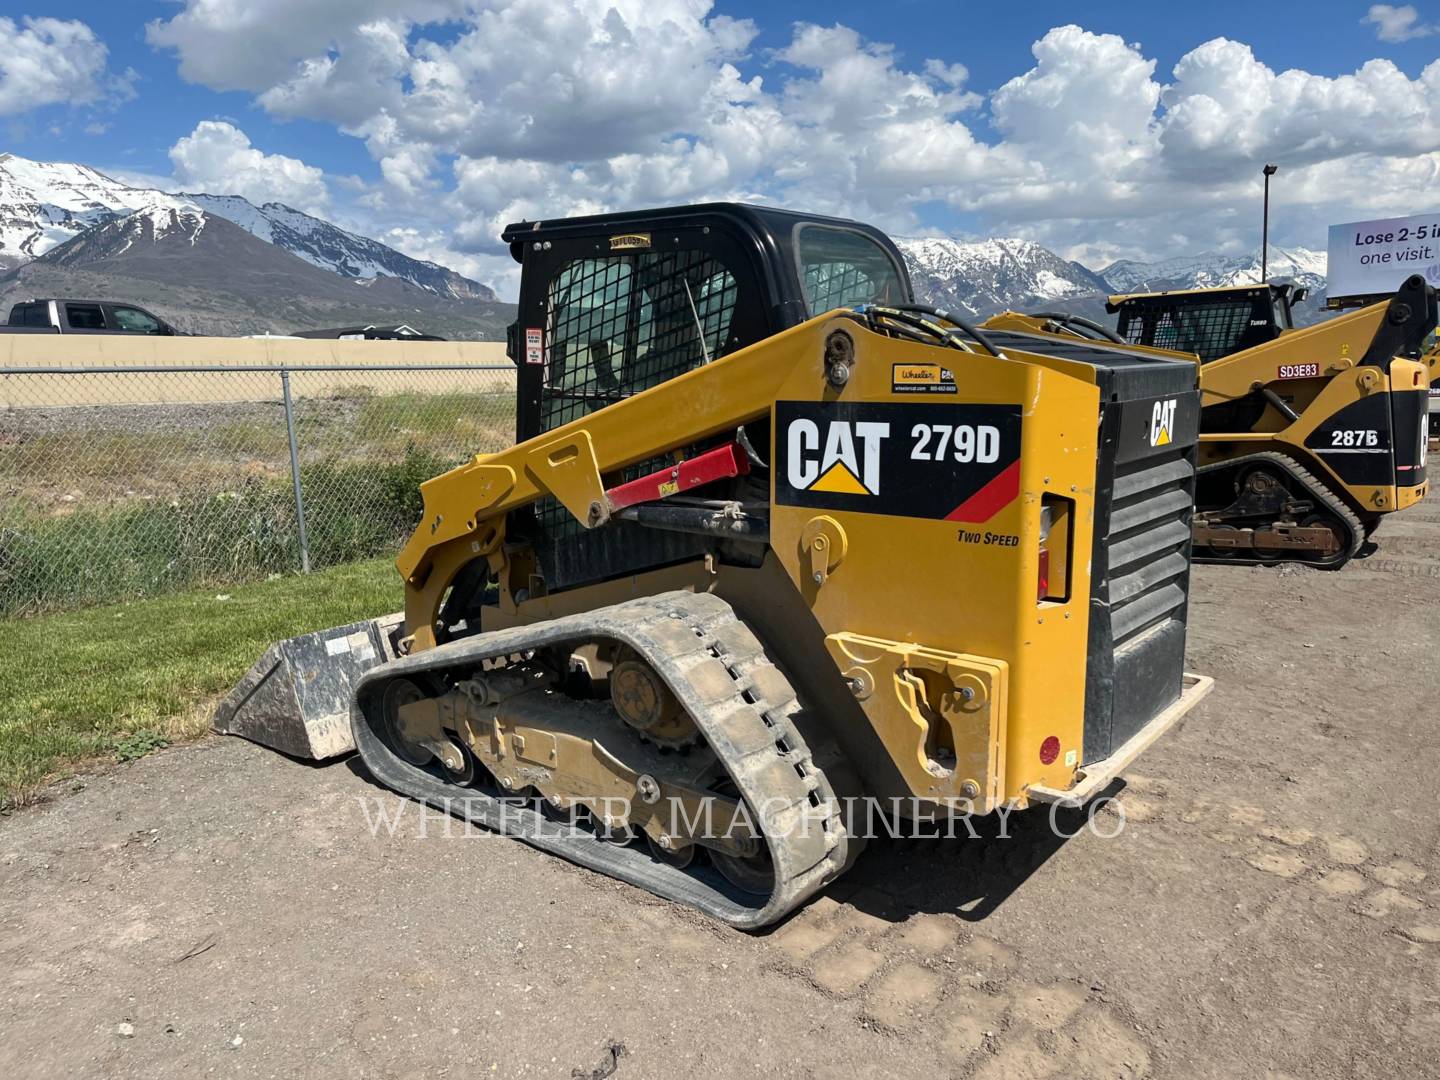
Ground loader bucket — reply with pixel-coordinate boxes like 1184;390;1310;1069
214;613;405;760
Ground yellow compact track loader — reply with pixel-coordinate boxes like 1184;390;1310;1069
219;204;1211;927
985;278;1437;567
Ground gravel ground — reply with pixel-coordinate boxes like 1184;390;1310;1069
2;500;1438;1079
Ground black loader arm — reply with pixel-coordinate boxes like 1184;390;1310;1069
1361;274;1440;369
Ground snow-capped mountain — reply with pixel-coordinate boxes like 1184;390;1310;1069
894;234;1333;324
1098;247;1328;296
181;193;490;299
0;153;493;300
35;203;270;273
3;200;513;339
894;236;1112;317
0;155;189;266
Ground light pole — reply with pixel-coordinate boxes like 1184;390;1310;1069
1261;163;1278;282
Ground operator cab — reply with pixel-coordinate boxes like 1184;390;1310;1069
502;203;911;442
499;203;912;593
1106;282;1309;363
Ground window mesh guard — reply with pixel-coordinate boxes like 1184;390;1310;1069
803;261;883;314
1122;300;1254;364
534;249;739;540
542;251;737;432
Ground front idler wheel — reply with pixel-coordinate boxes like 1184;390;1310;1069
381;678;433;766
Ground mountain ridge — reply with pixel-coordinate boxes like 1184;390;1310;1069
894;235;1113;317
896;234;1330;324
0;202;513;339
1099;247;1327;296
0;151;1344;333
0;153;494;301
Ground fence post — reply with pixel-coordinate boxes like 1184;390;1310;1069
280;368;311;573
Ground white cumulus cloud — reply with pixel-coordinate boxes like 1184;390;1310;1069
145;2;1440;290
145;0;465;92
0;16;135;117
169;121;331;214
1364;4;1437;42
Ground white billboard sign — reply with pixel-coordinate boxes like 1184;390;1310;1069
1327;213;1440;300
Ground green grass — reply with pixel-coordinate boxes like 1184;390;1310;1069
0;447;452;617
1;430;209;484
0;392;516;502
353;390;515;447
0;557;402;809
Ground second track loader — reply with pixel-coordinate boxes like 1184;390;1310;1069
218;204;1211;927
985;277;1437;567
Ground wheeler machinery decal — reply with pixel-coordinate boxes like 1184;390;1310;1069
891;362;958;395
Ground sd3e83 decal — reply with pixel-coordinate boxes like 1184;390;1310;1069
774;401;1023;522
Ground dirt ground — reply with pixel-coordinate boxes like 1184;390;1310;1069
3;500;1439;1079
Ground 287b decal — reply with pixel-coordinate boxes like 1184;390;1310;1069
1330;429;1381;448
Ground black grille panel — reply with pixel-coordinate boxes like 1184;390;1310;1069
1083;383;1200;765
1109;551;1189;607
1111;582;1188;644
1107;450;1193;647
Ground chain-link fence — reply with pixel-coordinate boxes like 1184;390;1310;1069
0;362;516;617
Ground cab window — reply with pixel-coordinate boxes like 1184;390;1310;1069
1117;296;1269;364
65;303;106;330
795;224;906;315
12;303;48;327
110;306;164;334
543;250;738;433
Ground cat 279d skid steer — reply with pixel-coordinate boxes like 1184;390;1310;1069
218;204;1211;928
985;277;1437;567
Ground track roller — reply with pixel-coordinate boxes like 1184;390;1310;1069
1192;451;1365;568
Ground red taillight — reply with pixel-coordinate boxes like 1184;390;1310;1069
1039;736;1061;765
1037;496;1070;603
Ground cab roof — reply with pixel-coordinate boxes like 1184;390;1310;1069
500;201;906;270
1106;281;1300;310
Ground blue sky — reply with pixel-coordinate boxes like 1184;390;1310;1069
3;2;377;178
3;1;1438;292
11;1;1437;177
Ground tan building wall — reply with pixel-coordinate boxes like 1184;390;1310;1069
0;335;513;407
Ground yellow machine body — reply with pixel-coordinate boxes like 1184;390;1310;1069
1191;303;1430;513
396;316;1129;810
217;203;1210;926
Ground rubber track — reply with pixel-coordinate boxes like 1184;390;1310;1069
349;591;854;928
1193;450;1365;569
